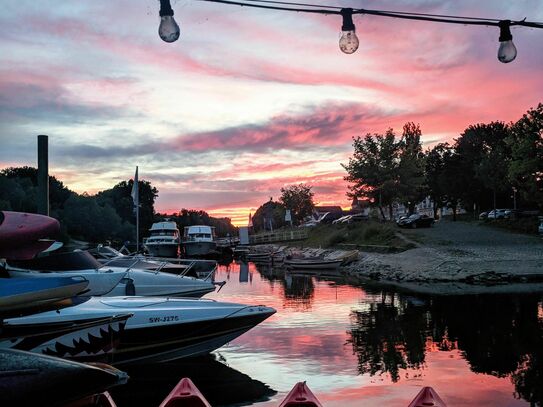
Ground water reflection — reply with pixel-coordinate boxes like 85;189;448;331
347;291;543;405
110;354;276;406
147;261;543;406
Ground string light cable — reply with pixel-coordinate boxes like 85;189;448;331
155;0;543;63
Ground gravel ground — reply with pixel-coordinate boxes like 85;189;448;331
346;219;543;294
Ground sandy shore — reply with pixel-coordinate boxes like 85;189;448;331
345;220;543;295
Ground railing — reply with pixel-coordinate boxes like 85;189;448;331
249;228;309;245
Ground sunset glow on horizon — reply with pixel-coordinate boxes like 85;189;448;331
1;1;542;226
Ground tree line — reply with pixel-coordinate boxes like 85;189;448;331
344;103;543;220
0;167;235;243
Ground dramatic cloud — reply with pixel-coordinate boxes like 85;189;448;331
1;0;542;224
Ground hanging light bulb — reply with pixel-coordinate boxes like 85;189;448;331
497;20;517;63
158;0;180;43
339;8;359;54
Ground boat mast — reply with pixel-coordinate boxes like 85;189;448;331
131;166;140;253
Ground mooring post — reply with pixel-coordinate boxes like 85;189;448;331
37;135;49;216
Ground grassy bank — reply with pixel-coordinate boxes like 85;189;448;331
295;221;412;252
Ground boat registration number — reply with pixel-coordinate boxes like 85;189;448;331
149;316;179;323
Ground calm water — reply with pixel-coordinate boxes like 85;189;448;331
111;262;543;406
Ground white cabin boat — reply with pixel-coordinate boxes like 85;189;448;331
143;221;180;258
182;225;217;257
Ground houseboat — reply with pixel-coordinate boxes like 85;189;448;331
182;225;217;257
143;221;180;258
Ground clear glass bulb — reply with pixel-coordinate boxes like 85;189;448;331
497;40;517;63
339;30;359;54
159;15;180;43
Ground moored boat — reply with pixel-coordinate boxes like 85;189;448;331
278;381;323;407
0;275;88;314
182;225;217;257
0;349;127;406
144;221;181;258
408;386;447;407
7;250;215;298
159;377;212;407
4;296;276;365
284;258;342;270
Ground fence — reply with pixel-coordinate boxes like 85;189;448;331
249;228;309;245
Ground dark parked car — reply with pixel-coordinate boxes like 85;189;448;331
397;214;434;228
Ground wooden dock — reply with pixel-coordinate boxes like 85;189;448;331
249;229;308;245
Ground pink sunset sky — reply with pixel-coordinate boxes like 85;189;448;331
1;1;542;225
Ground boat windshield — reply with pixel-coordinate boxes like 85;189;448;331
8;250;104;271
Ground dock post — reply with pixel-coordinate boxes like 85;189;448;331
37;135;49;216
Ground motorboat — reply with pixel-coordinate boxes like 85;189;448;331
4;296;276;365
6;250;216;298
0;349;127;406
182;225;217;256
0;211;60;260
0;313;131;360
143;221;180;258
0;275;88;315
284;258;342;270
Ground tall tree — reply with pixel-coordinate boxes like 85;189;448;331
506;103;543;209
425;143;449;218
343;129;400;220
397;123;426;213
97;179;158;237
279;184;314;225
252;199;286;232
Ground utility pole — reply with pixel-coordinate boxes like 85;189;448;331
37;135;49;216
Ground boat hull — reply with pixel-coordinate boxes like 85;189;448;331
0;349;127;406
4;297;276;365
183;241;217;256
145;243;179;258
284;260;342;270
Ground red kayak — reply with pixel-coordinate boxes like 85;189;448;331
0;211;60;260
279;382;323;407
159;377;212;407
408;387;447;407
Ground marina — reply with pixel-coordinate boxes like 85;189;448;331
101;261;543;406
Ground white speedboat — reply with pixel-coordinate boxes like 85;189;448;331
6;251;216;298
143;221;180;258
182;225;217;256
3;296;276;365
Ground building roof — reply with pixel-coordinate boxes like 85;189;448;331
314;206;343;213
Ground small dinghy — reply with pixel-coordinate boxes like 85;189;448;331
408;386;447;407
159;377;212;407
0;349;127;406
278;382;323;407
0;275;88;313
284;258;342;270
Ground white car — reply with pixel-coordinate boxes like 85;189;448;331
538;219;543;235
487;209;508;220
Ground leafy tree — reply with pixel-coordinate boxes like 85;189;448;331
343;129;400;220
279;184;314;225
97;179;158;237
252;199;286;232
397;123;426;213
439;147;464;221
454;122;511;213
425;143;449;218
507;103;543;209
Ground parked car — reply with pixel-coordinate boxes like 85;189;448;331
487;209;509;220
539;219;543;235
397;214;434;228
479;211;488;220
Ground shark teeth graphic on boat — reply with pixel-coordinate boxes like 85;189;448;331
41;321;126;358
